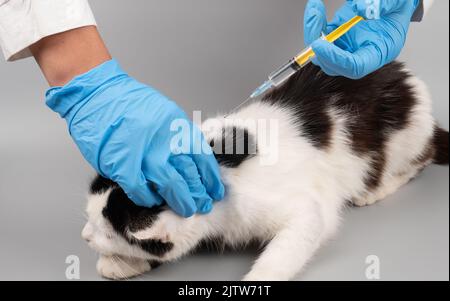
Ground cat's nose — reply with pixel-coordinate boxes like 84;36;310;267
82;223;94;242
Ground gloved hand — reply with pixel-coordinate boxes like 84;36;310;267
304;0;420;79
46;59;225;217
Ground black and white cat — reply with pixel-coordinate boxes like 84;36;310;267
82;62;449;281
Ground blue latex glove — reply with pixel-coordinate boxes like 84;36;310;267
46;59;225;217
304;0;420;79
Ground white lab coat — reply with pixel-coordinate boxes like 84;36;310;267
0;0;96;61
0;0;434;62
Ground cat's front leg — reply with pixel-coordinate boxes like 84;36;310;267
243;212;324;281
96;255;151;280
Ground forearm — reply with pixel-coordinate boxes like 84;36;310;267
30;26;111;87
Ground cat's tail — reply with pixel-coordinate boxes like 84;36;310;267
433;126;449;165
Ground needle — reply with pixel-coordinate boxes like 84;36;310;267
224;96;252;118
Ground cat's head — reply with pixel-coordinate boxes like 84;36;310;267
82;176;194;261
82;122;257;261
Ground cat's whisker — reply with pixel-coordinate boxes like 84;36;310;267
112;256;138;281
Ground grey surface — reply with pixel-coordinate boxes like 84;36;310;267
0;0;448;281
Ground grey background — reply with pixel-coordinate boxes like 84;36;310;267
0;0;448;281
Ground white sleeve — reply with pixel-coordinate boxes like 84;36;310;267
0;0;96;62
423;0;434;15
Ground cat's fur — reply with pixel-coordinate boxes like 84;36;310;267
82;62;449;281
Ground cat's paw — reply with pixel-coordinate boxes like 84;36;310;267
96;255;151;280
351;197;380;207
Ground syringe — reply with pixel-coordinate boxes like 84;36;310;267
227;15;363;116
251;15;363;98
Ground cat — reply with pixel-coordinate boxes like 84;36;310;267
82;62;449;281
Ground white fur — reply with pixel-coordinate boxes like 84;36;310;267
83;75;439;280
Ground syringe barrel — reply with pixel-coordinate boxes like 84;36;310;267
268;59;301;87
294;46;315;67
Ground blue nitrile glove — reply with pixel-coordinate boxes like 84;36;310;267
304;0;420;79
46;59;225;217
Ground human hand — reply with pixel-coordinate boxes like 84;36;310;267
304;0;420;79
46;60;225;217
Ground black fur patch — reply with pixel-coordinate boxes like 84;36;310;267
90;175;117;194
139;240;174;257
148;260;162;269
93;175;173;257
262;62;417;191
211;126;257;168
195;236;264;254
102;187;164;233
433;127;449;165
196;236;226;252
